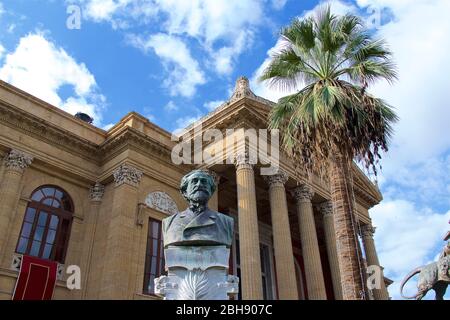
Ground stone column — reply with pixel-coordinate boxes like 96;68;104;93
292;185;327;300
360;224;390;300
318;201;343;300
81;182;105;299
0;150;33;256
264;171;298;300
235;155;263;300
98;164;142;299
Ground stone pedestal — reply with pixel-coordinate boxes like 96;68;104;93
155;246;239;300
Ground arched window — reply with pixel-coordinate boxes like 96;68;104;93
16;186;74;263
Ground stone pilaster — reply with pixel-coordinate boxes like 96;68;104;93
264;171;298;300
99;164;142;299
292;185;327;300
360;224;390;300
318;201;343;300
235;155;263;300
81;182;105;299
0;150;33;257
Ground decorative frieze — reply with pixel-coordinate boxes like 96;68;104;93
264;171;289;187
292;184;314;202
145;191;179;216
3;149;33;172
113;164;143;187
89;182;105;202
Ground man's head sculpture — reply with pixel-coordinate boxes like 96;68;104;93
180;170;215;205
162;169;233;248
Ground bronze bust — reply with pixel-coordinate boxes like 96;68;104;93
162;170;234;248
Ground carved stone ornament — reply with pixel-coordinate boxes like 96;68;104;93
154;246;239;300
113;164;143;187
11;253;63;280
264;171;289;187
229;76;257;102
292;184;314;202
234;150;257;169
361;225;376;238
318;201;333;216
145;191;179;216
89;182;105;202
4;149;33;172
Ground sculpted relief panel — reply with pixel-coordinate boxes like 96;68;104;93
145;191;179;216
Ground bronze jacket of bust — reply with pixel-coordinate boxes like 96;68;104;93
162;208;234;248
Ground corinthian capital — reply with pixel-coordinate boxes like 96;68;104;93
360;224;376;238
113;164;143;187
292;184;314;202
234;150;256;170
264;170;289;187
89;182;105;202
317;201;333;216
4;149;33;173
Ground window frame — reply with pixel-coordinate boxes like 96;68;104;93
15;185;74;264
142;217;166;296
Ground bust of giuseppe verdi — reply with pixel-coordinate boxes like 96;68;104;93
162;170;234;248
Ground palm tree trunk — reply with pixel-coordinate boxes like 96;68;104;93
330;152;366;300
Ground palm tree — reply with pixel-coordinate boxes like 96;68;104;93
260;6;398;300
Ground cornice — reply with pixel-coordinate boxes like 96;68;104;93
0;101;100;162
0;80;106;135
99;126;174;162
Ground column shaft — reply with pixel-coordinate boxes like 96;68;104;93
0;150;33;258
361;226;390;300
293;186;327;300
319;202;343;300
236;163;263;300
266;173;298;299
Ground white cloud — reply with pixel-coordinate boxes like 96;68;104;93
0;44;5;61
173;114;202;135
204;100;225;112
73;0;273;76
164;100;178;112
0;33;105;125
84;0;122;21
7;24;16;33
128;33;206;98
209;29;253;76
102;123;115;131
370;200;450;299
271;0;288;10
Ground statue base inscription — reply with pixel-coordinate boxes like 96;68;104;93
154;246;239;300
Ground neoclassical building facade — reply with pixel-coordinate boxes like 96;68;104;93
0;78;390;300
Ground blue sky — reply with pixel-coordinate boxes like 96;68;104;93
0;0;449;300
